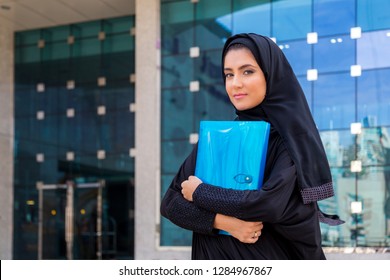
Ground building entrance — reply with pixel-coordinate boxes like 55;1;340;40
36;181;118;260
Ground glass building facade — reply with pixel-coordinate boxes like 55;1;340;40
9;0;390;260
160;0;390;248
13;16;136;259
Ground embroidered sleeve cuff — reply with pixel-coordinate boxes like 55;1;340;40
193;183;244;217
168;196;217;235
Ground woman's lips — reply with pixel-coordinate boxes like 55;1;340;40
233;93;247;99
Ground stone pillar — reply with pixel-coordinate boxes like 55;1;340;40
134;0;189;259
0;18;14;260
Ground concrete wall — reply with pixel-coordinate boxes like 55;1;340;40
0;18;14;260
134;0;191;260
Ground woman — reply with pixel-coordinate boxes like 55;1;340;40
160;33;343;259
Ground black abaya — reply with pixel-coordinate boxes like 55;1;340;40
160;33;342;260
161;127;325;259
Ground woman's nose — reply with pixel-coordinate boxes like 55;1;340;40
232;76;243;88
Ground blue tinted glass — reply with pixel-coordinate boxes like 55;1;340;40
357;30;390;70
320;129;354;167
15;30;40;46
358;0;390;31
359;127;387;166
103;83;134;110
194;22;228;51
314;35;355;73
99;110;135;154
103;33;134;54
230;2;271;35
161;88;194;141
313;73;355;130
313;0;355;36
161;54;194;89
160;215;192;246
357;69;390;126
161;140;194;174
105;16;135;34
44;26;70;42
272;0;311;41
73;21;101;38
194;49;222;86
193;84;234;123
281;39;311;76
195;0;231;50
14;84;35;117
15;45;40;64
161;1;194;55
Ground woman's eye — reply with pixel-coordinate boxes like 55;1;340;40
243;70;254;75
225;73;233;78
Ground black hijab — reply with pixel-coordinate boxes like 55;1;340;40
222;33;334;205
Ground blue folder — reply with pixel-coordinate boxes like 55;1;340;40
195;121;270;235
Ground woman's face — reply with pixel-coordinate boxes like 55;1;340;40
223;47;267;111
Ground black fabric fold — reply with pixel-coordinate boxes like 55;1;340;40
222;33;335;205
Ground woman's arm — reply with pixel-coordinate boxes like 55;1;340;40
183;138;298;223
214;214;263;243
161;145;264;240
161;145;217;235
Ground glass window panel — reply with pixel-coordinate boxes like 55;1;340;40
193;84;234;124
358;0;390;31
98;81;135;111
102;51;135;80
14;118;34;155
37;158;64;183
313;0;355;36
195;0;231;50
72;37;101;57
161;88;194;141
357;69;390;127
70;112;100;155
98;110;135;154
103;33;134;54
161;54;194;89
282;39;312;76
42;41;71;61
161;140;194;175
231;1;271;36
320;129;354;168
338;167;388;246
160;215;192;246
313;73;355;130
314;35;355;73
14;84;35;117
357;30;390;70
73;21;101;38
161;1;194;55
272;0;311;41
97;154;134;175
194;49;223;86
15;30;40;46
106;16;135;34
194;22;228;51
15;45;40;64
357;127;388;167
44;25;70;42
71;56;101;83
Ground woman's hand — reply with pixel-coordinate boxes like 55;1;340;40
181;175;203;202
214;214;263;244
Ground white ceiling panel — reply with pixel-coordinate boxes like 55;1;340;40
20;0;86;25
0;0;135;31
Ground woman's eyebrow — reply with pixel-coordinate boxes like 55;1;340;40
224;64;256;71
